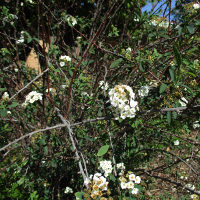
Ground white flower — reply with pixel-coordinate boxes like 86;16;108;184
7;111;11;115
14;68;19;72
60;61;65;67
66;15;77;26
135;176;141;184
23;91;42;106
179;97;188;107
126;47;132;53
186;184;195;190
27;0;34;3
129;174;136;181
191;194;199;199
116;163;125;170
84;178;90;186
108;85;139;120
64;186;73;194
174;140;180;146
99;80;109;91
193;3;200;9
60;55;71;62
193;121;200;129
121;182;127;189
127;181;134;189
20;2;24;6
131;188;139;194
2;92;9;100
138;86;150;98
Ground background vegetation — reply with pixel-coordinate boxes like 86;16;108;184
0;0;200;199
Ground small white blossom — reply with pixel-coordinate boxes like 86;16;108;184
193;121;200;129
2;92;9;101
131;187;139;194
60;61;65;67
138;86;150;98
129;174;136;181
126;47;132;53
7;111;11;115
14;68;19;72
64;186;73;194
60;55;71;62
116;163;125;170
121;182;127;189
174;140;180;146
135;176;141;184
66;15;77;26
127;181;134;189
99;80;109;91
193;3;200;9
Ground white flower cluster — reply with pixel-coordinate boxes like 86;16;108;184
59;55;71;67
17;31;25;44
45;88;56;96
174;140;180;146
22;91;42;107
99;80;109;91
64;186;73;194
109;85;139;119
2;92;9;101
116;163;125;170
138;86;150;98
99;160;112;177
151;19;172;28
193;3;200;9
119;173;141;195
85;173;108;199
66;15;77;26
193;121;200;129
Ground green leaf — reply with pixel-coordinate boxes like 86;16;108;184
17;177;25;185
167;111;171;125
110;58;123;68
159;83;167;94
169;68;175;82
97;145;109;156
8;102;19;108
109;173;116;182
69;70;73;77
0;88;6;92
0;109;7;117
187;25;195;34
75;192;84;199
173;45;182;67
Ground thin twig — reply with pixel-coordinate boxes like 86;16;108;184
9;68;49;101
56;108;89;188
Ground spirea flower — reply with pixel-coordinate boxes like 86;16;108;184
99;80;109;91
108;85;139;119
116;163;125;170
193;121;200;129
2;92;9;101
64;186;73;194
131;188;139;194
66;15;77;26
22;91;42;107
174;140;180;146
193;3;200;9
99;160;112;177
138;86;150;98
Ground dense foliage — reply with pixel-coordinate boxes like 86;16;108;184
0;0;200;199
